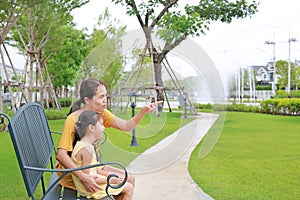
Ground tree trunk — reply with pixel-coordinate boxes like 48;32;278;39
152;53;165;112
144;27;165;111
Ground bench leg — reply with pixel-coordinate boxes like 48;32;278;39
43;184;62;200
43;172;62;200
62;187;78;200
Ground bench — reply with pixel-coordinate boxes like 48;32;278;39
178;94;196;117
0;102;127;200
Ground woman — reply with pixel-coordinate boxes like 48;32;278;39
56;78;162;195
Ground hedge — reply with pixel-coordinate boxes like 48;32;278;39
275;90;300;98
198;99;300;116
260;98;300;115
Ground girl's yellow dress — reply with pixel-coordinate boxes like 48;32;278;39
71;141;123;199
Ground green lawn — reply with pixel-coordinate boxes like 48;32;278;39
1;110;299;199
0;111;192;199
189;112;300;200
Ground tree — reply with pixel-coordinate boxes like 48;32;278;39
47;26;89;98
296;64;300;89
10;0;90;108
276;60;296;90
0;0;45;112
80;8;127;95
111;0;258;110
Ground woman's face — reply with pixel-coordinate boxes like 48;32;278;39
87;84;107;113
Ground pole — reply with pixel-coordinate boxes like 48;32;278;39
272;37;276;96
130;100;138;146
265;38;276;96
287;37;297;95
184;95;187;118
288;38;291;94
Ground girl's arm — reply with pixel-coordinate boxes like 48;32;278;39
77;147;93;174
56;148;100;192
95;168;123;185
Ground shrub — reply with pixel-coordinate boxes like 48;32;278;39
290;90;300;98
194;103;212;110
255;85;272;90
274;90;289;98
260;98;300;115
58;98;73;107
212;104;226;111
274;90;300;98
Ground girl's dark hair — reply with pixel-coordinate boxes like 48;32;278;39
67;79;106;116
75;110;100;139
75;110;103;160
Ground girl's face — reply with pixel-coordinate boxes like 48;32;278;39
94;117;104;140
87;85;107;112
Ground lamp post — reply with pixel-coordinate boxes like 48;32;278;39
288;38;297;95
129;92;138;146
265;40;276;95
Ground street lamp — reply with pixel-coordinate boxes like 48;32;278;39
265;40;276;95
129;92;138;146
288;38;297;95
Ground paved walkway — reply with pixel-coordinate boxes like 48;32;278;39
127;112;218;200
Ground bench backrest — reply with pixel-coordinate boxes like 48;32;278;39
5;102;55;198
178;94;186;107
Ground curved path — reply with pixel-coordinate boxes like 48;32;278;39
127;112;218;200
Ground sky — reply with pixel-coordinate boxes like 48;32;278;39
5;0;300;82
70;0;300;82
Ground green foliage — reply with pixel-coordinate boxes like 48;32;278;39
255;85;272;90
58;98;73;107
4;0;91;95
260;98;300;115
211;102;260;113
290;90;300;98
275;60;297;90
275;90;300;98
111;0;258;91
44;109;67;120
193;103;212;110
47;26;89;88
274;90;289;98
157;0;259;37
80;9;127;94
199;98;300;115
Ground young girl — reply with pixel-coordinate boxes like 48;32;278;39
71;110;133;200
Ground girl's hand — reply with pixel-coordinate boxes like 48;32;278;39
110;176;124;184
80;174;101;193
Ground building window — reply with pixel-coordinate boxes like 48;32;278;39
263;74;267;80
270;73;274;82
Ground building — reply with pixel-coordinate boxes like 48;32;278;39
252;62;275;86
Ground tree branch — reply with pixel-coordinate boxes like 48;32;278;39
159;34;187;61
125;0;145;27
159;0;173;6
145;8;154;27
150;0;178;28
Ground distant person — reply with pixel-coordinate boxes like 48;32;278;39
72;110;133;199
